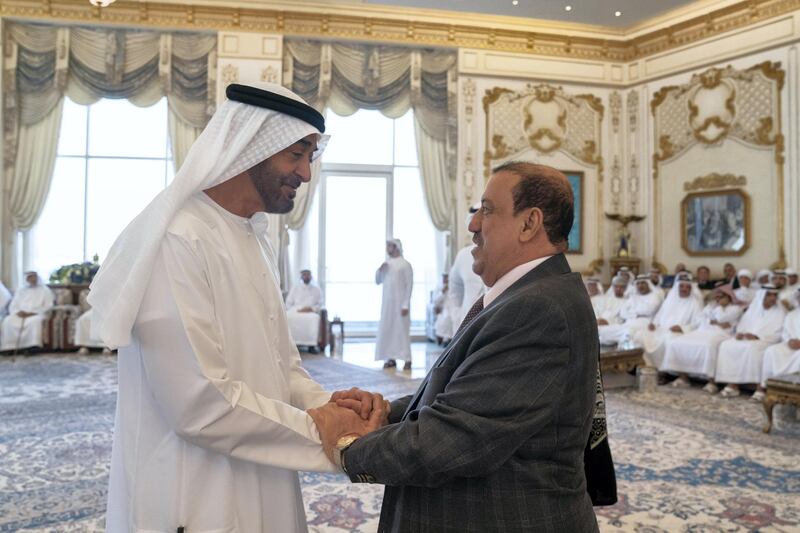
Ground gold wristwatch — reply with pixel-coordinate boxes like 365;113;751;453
333;434;359;472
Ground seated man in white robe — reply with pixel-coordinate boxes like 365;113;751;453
0;272;54;353
638;277;703;369
605;267;634;298
662;290;742;392
598;275;661;346
75;308;112;354
756;288;800;399
754;269;771;290
585;277;606;318
733;269;757;306
715;286;786;398
596;276;627;332
772;269;797;311
285;269;324;353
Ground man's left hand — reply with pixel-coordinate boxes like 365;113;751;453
330;387;389;421
400;308;409;317
669;325;683;333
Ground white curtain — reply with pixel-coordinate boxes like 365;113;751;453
284;41;457;234
168;107;203;171
3;100;64;285
414;116;453;231
1;22;216;286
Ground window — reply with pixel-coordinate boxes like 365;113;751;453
26;97;173;279
293;109;443;333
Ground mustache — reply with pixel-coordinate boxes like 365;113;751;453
472;232;482;246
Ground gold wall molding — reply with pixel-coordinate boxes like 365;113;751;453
683;173;747;191
2;0;800;64
482;83;604;268
651;61;786;269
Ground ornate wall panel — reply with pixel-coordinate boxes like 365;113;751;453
650;61;785;271
482;83;604;272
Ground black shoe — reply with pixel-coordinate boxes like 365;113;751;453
403;361;412;370
383;359;397;368
307;346;319;354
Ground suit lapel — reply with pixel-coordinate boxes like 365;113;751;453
401;254;572;420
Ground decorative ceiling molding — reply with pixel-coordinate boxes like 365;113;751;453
1;0;799;63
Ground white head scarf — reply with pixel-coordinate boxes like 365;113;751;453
737;286;786;334
88;82;327;348
654;278;702;327
387;238;404;256
737;269;753;280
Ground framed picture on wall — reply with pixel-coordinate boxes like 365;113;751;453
681;189;750;256
563;170;583;254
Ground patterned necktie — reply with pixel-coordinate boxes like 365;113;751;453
455;296;484;335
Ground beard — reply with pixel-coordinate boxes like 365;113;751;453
249;161;301;214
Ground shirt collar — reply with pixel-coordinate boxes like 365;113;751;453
483;255;554;308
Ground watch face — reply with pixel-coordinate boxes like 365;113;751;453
337;435;359;449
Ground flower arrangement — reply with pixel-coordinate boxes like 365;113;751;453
49;255;101;285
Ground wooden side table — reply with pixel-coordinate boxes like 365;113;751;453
762;373;800;433
600;345;645;374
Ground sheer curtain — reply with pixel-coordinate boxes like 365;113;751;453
283;41;457;234
2;22;216;286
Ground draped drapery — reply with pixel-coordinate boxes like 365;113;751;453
283;40;457;234
2;22;216;285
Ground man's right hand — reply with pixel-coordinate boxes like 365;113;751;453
307;403;385;464
330;387;388;422
597;319;609;326
788;339;800;350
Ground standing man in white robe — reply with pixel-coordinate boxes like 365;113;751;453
639;278;703;369
447;204;487;337
757;288;800;396
716;286;785;398
89;83;386;533
661;290;742;392
0;272;54;352
375;238;414;370
285;269;323;352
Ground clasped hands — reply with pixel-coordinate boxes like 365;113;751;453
308;387;390;465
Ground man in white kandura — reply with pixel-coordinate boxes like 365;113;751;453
375;238;414;370
285;269;324;353
447;205;487;337
638;277;703;369
596;276;627;329
754;269;771;290
75;308;111;354
733;269;757;306
585;277;606;318
89;83;386;533
756;287;800;398
0;272;54;353
715;285;785;398
661;290;742;392
598;274;662;346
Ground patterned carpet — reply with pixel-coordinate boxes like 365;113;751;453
0;353;798;532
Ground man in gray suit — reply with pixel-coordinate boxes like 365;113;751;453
310;162;602;532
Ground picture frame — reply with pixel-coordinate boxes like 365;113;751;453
563;170;583;254
681;188;750;256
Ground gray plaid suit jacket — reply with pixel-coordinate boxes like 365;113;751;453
343;254;600;532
